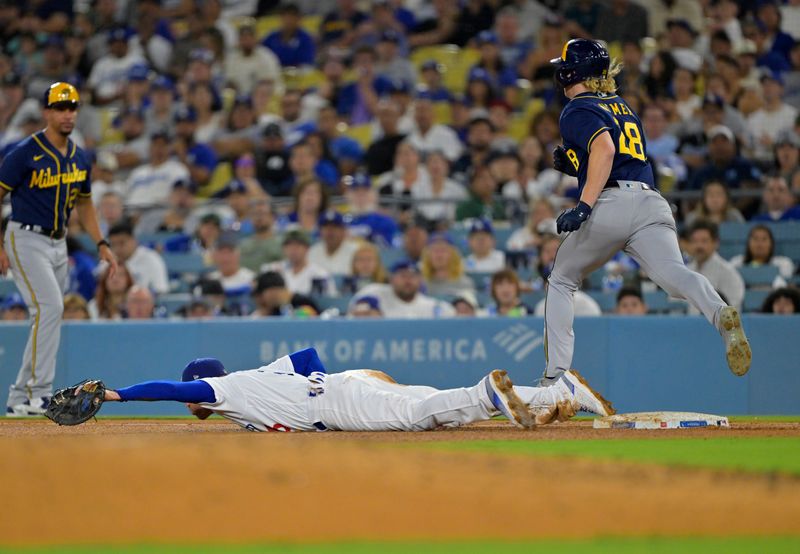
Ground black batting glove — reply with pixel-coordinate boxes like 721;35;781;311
553;145;578;177
556;201;592;233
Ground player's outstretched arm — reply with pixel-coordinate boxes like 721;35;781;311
580;131;615;208
104;380;216;403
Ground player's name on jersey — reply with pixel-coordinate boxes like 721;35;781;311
598;102;633;116
260;337;491;366
29;165;88;189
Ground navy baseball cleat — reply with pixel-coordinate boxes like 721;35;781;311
485;370;535;429
720;307;752;376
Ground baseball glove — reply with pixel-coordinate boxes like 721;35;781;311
45;380;106;426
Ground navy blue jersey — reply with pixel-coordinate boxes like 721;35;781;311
0;131;91;232
559;92;653;192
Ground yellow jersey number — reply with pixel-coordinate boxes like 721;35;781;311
616;120;646;162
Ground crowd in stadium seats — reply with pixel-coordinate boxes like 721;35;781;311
1;0;800;321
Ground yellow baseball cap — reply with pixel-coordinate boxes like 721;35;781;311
43;82;80;109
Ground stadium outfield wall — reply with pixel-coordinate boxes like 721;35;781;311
0;316;796;416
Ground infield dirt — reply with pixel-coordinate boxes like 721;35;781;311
1;419;798;546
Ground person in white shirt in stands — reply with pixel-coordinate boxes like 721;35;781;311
464;218;506;273
728;224;795;282
87;26;146;106
686;220;745;313
747;72;799;163
412;150;467;223
407;94;463;162
534;285;602;316
263;230;336;296
308;211;361;275
354;260;455;318
107;222;169;295
207;232;256;297
125;130;190;210
224;22;284;95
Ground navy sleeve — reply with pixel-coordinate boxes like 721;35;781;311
289;348;327;377
78;150;92;196
0;142;29;192
116;380;216;403
561;106;612;153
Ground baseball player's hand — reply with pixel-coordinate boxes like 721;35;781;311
556;201;592;233
0;248;9;276
99;245;118;277
553;145;578;177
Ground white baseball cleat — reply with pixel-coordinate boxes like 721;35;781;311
719;306;751;377
555;370;615;417
5;397;49;417
485;370;536;429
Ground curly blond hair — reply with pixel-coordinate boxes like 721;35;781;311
583;59;623;94
420;243;464;281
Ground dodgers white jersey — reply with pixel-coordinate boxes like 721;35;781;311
199;355;317;432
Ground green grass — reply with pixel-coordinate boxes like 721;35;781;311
428;437;800;476
4;538;800;553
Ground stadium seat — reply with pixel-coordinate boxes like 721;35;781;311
197;162;233;198
719;242;744;260
342;123;372;150
466;271;493;293
432;102;451;124
410;45;480;94
315;295;352;314
520;290;545;309
158;294;193;316
737;265;780;288
644;290;670;313
776;241;800;263
378;248;407;270
137;232;183;250
162;253;210;277
301;15;321;35
283;68;326;91
587;291;616;313
719;223;751;242
256;15;281;39
0;279;19;298
743;289;771;313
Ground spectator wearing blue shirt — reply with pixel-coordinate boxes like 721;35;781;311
319;0;368;48
345;173;399;247
757;2;796;64
262;4;316;68
337;46;393;124
173;105;218;192
752;175;800;222
494;7;533;70
316;105;364;177
418;61;453;102
686;125;762;218
470;31;519;106
66;237;98;302
686;125;761;191
288;140;338;190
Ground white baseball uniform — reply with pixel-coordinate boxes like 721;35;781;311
198;355;558;432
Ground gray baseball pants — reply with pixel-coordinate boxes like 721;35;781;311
543;183;727;377
4;222;68;407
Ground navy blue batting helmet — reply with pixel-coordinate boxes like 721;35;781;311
550;39;610;88
182;358;227;382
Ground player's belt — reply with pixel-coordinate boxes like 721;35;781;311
15;222;66;239
604;180;653;191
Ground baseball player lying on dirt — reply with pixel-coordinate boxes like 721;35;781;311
45;348;614;431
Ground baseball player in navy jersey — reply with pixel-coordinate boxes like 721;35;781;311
541;40;751;386
80;347;614;431
0;82;118;416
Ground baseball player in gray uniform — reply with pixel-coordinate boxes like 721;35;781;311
0;82;118;416
542;40;751;385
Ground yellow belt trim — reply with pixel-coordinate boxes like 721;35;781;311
10;231;40;396
0;180;12;191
